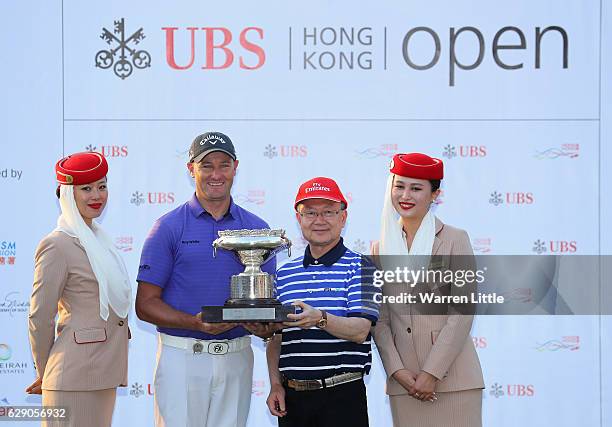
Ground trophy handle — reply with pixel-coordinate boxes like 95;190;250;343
284;236;292;258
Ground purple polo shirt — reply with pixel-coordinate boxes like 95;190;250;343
137;194;276;340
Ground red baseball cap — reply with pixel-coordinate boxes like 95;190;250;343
390;153;444;180
55;152;108;185
294;177;347;211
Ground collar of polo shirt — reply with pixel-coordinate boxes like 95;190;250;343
303;237;347;268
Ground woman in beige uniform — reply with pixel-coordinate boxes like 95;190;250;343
372;152;484;427
26;152;131;427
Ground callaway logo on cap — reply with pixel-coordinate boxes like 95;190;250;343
189;131;237;163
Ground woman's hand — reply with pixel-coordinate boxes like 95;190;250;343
25;377;42;394
392;369;417;392
412;371;438;402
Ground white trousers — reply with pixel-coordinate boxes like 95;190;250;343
153;335;254;427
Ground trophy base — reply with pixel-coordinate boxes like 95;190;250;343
201;302;296;323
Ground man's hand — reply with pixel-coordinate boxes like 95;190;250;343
25;377;42;394
242;322;283;338
283;301;321;328
266;383;287;417
195;313;236;335
411;371;438;402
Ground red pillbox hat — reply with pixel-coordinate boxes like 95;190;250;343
55;152;108;185
390;153;444;180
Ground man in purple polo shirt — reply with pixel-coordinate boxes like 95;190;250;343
135;131;275;427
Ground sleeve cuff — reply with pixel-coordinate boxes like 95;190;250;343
347;312;378;324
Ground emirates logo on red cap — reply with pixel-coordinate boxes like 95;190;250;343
305;182;331;193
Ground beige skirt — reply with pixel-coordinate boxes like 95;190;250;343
41;388;116;427
389;389;482;427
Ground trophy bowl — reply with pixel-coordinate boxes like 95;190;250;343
201;229;296;322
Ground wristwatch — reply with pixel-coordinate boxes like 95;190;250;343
316;310;328;329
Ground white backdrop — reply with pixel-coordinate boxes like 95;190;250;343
1;1;611;426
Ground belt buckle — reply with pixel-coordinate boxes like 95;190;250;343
208;342;229;355
193;341;204;354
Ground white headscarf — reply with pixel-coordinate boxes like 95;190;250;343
55;184;132;320
378;174;436;271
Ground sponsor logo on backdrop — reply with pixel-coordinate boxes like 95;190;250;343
472;238;492;253
93;21;570;86
489;191;534;206
0;292;29;316
442;144;487;159
0;241;16;266
0;345;10;361
130;382;153;398
263;145;307;159
535;335;580;352
131;192;175;206
353;239;368;254
532;239;577;254
352;238;376;255
401;25;569;86
115;236;134;252
0;168;23;181
163;26;265;70
85;144;128;158
0;344;29;376
235;190;265;206
534;143;579;159
472;336;487;349
252;380;266;397
95;18;151;80
354;144;398;159
131;191;145;206
295;27;377;71
489;382;535;398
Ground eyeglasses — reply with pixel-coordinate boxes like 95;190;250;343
298;209;341;220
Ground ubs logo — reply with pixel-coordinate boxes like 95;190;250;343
489;382;535;398
95;18;151;80
533;239;577;254
263;145;308;159
86;144;128;158
163;26;265;70
489;191;534;206
443;144;487;159
131;191;175;206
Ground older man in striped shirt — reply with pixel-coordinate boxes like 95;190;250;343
265;177;379;427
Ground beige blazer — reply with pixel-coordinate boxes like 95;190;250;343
372;218;485;395
28;231;129;391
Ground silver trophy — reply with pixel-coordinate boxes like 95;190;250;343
201;229;295;322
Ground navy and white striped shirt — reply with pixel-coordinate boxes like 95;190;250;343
276;239;379;380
